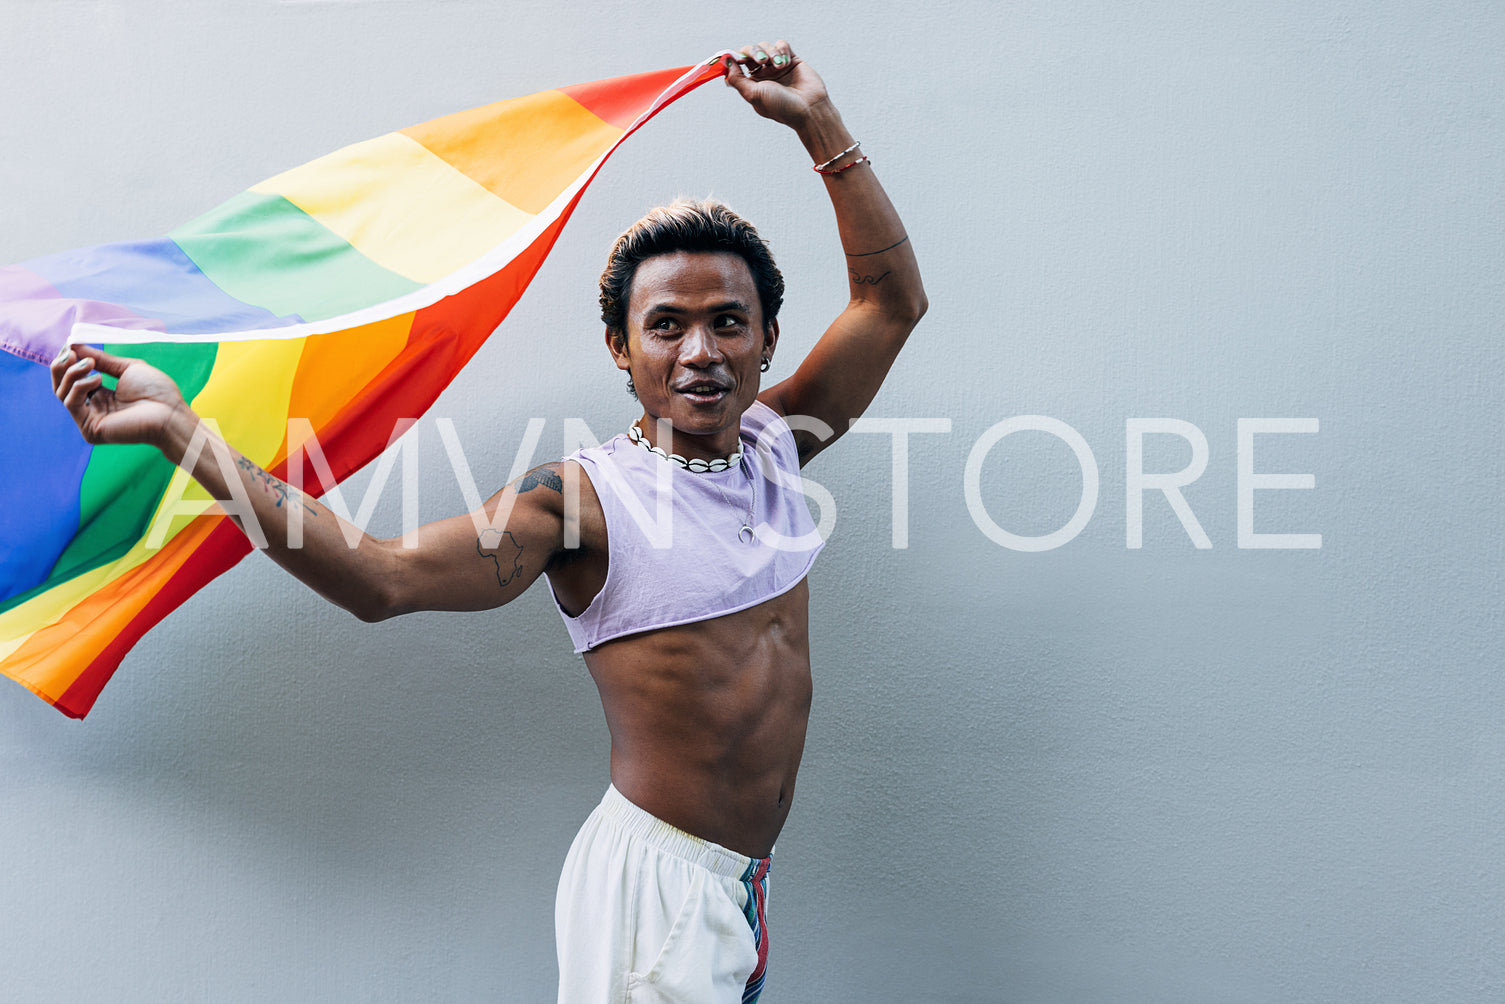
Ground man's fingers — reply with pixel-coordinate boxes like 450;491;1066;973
749;40;794;72
49;347;76;388
61;368;104;413
50;344;121;389
724;39;806;111
51;344;139;414
71;344;132;378
725;65;755;96
728;41;798;86
734;43;773;78
724;48;758;73
53;354;90;400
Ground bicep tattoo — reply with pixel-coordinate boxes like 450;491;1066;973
476;528;525;589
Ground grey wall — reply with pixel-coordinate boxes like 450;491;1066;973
3;1;1502;1001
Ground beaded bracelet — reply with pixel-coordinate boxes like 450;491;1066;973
814;154;870;176
812;140;861;172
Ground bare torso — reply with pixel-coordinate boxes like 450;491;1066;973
548;462;812;859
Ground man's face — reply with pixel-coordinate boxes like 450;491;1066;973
609;251;778;449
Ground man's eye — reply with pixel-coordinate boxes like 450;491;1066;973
715;315;741;328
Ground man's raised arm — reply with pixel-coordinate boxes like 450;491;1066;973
50;346;569;622
728;41;928;464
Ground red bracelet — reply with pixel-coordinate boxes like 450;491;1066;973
813;140;861;171
814;154;870;176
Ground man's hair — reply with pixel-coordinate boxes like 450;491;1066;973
599;198;784;339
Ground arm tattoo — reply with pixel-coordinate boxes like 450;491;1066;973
515;463;564;495
476;528;524;589
235;455;320;516
848;268;892;286
844;235;909;257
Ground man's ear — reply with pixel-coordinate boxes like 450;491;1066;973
762;318;780;360
605;328;631;371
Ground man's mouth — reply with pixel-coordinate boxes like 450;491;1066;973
675;381;730;403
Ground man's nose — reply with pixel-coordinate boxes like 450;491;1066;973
679;326;723;366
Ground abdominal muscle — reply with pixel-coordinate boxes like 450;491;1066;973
581;578;813;859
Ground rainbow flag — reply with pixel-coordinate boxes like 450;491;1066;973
0;57;729;718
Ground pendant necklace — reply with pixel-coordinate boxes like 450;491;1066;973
713;454;758;544
628;423;757;543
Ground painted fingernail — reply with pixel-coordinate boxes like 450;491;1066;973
772;54;788;67
754;50;768;62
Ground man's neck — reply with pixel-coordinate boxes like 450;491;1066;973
633;413;744;464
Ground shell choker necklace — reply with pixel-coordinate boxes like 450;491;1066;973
627;423;744;474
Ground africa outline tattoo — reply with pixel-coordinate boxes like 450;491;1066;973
477;528;524;589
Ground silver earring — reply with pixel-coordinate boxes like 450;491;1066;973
760;359;770;372
626;377;636;396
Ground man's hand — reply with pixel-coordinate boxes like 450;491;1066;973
50;346;189;452
723;41;830;129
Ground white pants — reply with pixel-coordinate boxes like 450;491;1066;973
555;785;772;1003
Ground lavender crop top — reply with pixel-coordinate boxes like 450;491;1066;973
553;401;825;652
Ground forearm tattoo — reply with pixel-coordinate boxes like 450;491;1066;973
476;528;524;588
848;268;891;286
235;455;320;516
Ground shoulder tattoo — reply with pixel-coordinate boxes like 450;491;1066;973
515;463;564;495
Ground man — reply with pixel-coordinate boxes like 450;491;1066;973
51;40;924;1003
